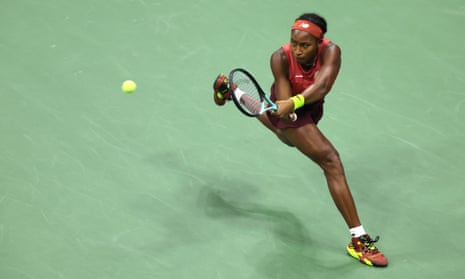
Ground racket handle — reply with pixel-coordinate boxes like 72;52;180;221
290;112;297;122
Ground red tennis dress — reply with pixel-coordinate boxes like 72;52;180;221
267;38;338;129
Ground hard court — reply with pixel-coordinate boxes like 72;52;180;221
1;0;465;278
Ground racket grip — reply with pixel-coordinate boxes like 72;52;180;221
290;112;298;122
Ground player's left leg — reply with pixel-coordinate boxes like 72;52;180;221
284;123;361;227
283;123;388;267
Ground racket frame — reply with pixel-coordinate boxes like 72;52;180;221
229;68;275;117
228;68;297;122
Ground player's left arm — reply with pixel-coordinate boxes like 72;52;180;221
301;42;341;104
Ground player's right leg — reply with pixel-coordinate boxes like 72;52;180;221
257;115;294;146
213;73;231;106
212;74;293;146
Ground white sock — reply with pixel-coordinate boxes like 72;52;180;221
349;225;366;238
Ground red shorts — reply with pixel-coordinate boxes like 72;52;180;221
267;85;324;129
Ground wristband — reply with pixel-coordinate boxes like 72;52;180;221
290;94;305;110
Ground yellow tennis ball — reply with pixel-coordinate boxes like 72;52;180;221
122;80;136;94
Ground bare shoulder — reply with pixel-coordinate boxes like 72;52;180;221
321;41;341;65
270;47;289;73
323;41;341;56
271;47;288;64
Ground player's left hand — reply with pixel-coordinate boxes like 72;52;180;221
272;99;295;120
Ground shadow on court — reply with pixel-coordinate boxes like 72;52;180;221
200;187;311;245
142;149;360;277
198;187;355;278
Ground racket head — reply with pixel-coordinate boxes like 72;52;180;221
228;68;297;122
229;68;274;117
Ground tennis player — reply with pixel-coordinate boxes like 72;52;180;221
213;13;388;267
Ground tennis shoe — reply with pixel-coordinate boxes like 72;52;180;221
346;234;388;267
213;73;232;106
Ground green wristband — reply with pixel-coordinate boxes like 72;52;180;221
290;94;305;110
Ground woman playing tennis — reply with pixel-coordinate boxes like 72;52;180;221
213;13;388;267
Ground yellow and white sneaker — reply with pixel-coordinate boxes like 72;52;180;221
347;234;388;267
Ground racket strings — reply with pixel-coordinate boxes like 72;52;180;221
231;72;263;115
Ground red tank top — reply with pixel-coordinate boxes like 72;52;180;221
282;38;331;95
267;38;333;128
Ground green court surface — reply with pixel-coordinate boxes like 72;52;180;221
1;0;465;278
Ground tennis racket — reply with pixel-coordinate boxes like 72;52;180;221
228;68;297;121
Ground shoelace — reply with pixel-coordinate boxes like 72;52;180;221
359;235;380;253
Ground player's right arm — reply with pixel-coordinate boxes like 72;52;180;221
270;48;293;100
270;48;295;120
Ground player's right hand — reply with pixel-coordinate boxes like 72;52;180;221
213;73;231;106
272;99;295;120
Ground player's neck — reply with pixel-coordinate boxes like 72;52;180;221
300;56;316;71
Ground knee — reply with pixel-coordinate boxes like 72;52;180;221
315;148;342;171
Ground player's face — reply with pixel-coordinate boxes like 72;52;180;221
290;30;320;65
